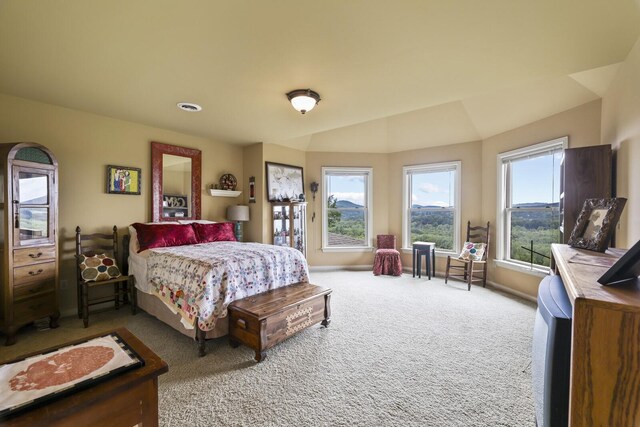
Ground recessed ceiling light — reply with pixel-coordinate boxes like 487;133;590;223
177;102;202;112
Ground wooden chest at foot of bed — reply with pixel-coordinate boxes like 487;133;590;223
228;282;332;362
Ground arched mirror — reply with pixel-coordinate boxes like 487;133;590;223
151;141;202;222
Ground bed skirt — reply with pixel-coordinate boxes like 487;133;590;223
136;290;229;340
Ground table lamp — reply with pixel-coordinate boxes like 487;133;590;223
227;205;250;241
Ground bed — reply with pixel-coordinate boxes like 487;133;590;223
127;221;310;355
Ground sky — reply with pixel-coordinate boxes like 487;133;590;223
326;151;561;207
327;175;366;206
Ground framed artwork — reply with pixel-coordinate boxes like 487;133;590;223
598;238;640;286
266;162;304;202
106;165;141;195
0;332;144;418
568;198;627;252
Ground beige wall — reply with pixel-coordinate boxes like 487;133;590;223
388;141;483;272
602;37;640;248
481;99;602;296
0;93;243;315
242;143;264;243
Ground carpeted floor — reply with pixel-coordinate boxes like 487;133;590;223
2;271;537;426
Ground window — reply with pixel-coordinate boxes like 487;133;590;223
402;161;460;252
497;137;567;270
322;167;373;251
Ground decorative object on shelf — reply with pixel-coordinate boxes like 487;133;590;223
266;162;304;202
219;173;237;191
106;165;141;195
286;89;321;114
227;205;250;242
597;239;640;286
162;194;189;217
249;176;256;203
568;198;626;252
272;202;306;255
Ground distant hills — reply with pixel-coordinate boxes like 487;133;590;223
335;200;363;208
335;199;559;209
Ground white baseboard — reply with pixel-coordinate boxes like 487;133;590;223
486;280;537;303
309;265;373;272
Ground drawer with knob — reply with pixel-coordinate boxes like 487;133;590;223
13;261;56;286
13;246;56;267
14;279;55;302
13;294;56;323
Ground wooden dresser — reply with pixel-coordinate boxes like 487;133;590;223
0;143;59;345
551;244;640;426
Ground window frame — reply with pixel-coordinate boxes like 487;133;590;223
402;161;461;254
321;166;373;252
496;136;568;274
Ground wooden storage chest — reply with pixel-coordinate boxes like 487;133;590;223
228;282;331;362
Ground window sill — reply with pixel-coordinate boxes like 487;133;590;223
494;259;550;277
322;247;374;253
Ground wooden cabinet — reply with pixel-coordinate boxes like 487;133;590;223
271;202;306;256
0;143;59;345
560;145;612;242
551;244;640;426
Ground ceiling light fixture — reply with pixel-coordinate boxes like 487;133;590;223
286;89;321;114
177;102;202;112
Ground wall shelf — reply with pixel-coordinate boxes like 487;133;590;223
209;189;241;197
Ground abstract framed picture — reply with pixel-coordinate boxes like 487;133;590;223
568;198;627;252
265;162;304;202
0;332;144;418
106;165;141;195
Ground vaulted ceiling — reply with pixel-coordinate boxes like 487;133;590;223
0;1;639;152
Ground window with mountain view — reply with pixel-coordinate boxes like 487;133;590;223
497;137;566;269
402;162;460;252
322;167;373;250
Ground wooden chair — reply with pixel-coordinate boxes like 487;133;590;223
373;235;402;276
76;226;136;327
445;221;490;291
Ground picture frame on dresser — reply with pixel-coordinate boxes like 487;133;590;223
598;239;640;286
106;165;141;195
266;162;304;202
567;198;626;252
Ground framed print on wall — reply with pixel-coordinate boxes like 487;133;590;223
106;165;141;195
266;162;304;202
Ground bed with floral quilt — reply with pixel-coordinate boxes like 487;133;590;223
127;222;309;356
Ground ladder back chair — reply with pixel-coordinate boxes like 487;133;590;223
445;221;490;291
75;226;136;327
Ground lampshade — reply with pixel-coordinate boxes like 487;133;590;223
227;205;250;222
286;89;321;114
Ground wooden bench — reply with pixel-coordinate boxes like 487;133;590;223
228;282;332;362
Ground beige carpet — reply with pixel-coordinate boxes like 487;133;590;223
2;271;536;426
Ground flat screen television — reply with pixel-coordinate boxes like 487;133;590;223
532;275;572;427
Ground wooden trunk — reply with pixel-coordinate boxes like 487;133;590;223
228;282;331;362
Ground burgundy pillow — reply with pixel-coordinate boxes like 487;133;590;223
192;222;237;243
132;223;198;252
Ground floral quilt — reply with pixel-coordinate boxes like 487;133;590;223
147;242;309;331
